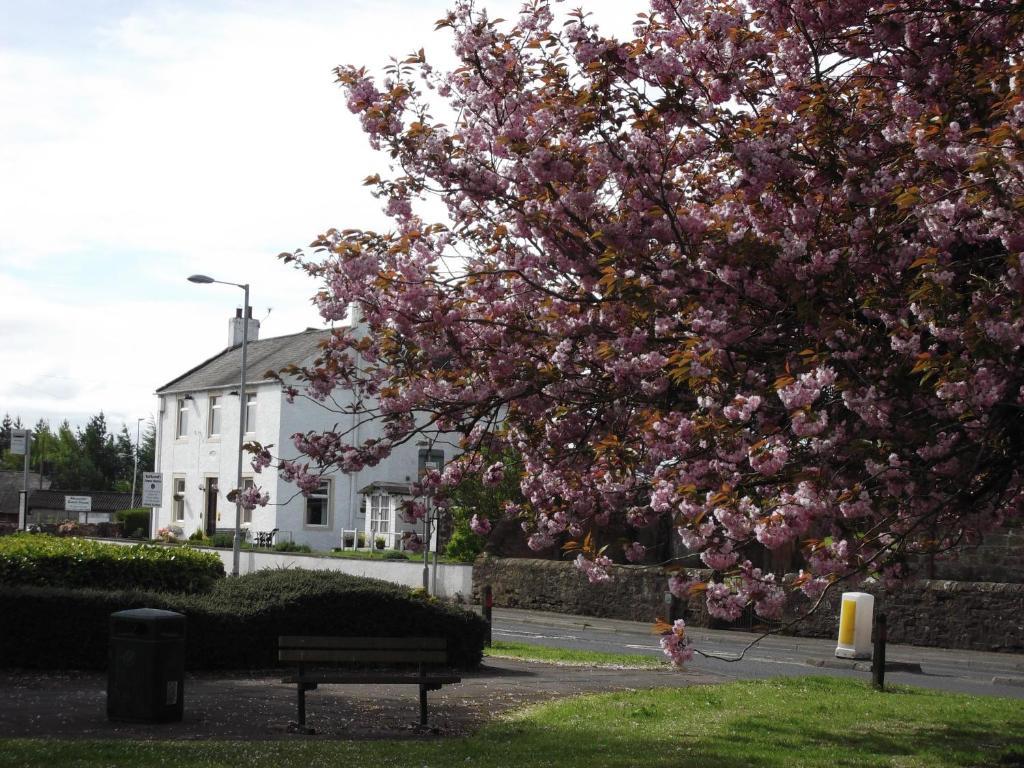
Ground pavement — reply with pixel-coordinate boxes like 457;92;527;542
0;657;719;741
492;607;1024;698
2;607;1021;742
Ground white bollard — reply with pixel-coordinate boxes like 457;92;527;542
835;592;874;659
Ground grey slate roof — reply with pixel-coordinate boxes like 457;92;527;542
27;490;135;513
156;328;334;395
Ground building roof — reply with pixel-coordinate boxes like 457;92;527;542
0;470;50;517
27;490;136;514
358;481;413;496
156;328;334;395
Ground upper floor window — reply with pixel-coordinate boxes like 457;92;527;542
305;480;331;528
245;393;257;433
176;398;189;438
208;395;222;437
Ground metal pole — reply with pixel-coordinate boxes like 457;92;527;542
130;418;142;508
233;285;249;577
422;514;430;591
21;432;31;528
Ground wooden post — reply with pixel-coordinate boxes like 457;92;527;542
872;613;887;691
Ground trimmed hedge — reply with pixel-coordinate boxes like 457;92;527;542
0;569;486;671
115;508;151;538
0;533;224;593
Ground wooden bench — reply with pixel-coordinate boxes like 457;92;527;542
278;636;461;732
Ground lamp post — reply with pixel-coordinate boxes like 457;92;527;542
130;417;144;507
188;274;249;577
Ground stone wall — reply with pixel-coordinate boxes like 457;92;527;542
474;556;1024;652
473;555;678;622
929;526;1024;584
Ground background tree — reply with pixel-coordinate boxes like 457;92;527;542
267;0;1024;657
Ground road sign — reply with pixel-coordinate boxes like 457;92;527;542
142;472;163;507
10;429;28;455
65;496;92;513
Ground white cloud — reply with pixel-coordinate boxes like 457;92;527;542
0;0;638;433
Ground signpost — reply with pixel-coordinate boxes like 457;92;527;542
65;495;92;524
11;430;30;530
141;472;163;507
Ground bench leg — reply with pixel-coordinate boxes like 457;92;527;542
419;684;427;726
298;683;306;727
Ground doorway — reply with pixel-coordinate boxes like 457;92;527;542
205;478;219;537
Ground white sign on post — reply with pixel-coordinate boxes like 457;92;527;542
10;429;28;455
65;496;92;513
142;472;163;507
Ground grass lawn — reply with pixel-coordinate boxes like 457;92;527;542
486;640;667;668
3;677;1021;768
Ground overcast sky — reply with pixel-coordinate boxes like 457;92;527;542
0;0;634;437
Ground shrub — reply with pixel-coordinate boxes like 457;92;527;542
115;508;151;538
0;533;224;593
0;569;486;671
444;513;486;563
211;532;234;548
384;550;409;560
273;541;312;553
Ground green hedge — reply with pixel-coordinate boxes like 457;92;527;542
114;508;151;538
0;569;486;671
0;533;224;593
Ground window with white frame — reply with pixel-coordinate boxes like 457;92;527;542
304;480;331;527
172;476;186;522
208;395;222;437
176;398;189;438
245;393;257;433
242;477;254;525
369;493;391;536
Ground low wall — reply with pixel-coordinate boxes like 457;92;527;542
223;549;474;601
473;556;1024;652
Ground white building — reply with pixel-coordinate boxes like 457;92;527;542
153;310;446;551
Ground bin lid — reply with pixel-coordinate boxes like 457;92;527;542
111;608;185;622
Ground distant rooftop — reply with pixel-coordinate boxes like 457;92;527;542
156;328;334;395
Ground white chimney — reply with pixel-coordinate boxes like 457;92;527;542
229;307;260;346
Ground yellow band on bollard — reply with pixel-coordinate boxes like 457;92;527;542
838;597;856;646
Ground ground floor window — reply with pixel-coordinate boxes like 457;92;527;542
242;478;254;524
172;477;186;522
369;493;391;537
305;480;331;527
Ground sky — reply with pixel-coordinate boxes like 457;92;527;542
0;0;636;438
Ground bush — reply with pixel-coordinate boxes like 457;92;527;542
0;569;486;671
273;541;312;553
444;506;487;563
210;532;234;548
115;508;151;538
0;533;224;593
384;550;409;560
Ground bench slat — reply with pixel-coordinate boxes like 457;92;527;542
279;649;449;664
282;673;462;686
279;636;447;651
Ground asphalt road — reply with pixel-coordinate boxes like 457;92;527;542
492;607;1024;699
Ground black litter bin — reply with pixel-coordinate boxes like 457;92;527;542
107;608;186;723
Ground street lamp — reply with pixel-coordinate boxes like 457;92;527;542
188;273;250;577
130;417;144;508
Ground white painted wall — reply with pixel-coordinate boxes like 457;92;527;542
155;381;281;540
201;547;473;600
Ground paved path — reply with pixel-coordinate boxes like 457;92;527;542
0;658;719;741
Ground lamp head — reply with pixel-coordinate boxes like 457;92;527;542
187;274;215;284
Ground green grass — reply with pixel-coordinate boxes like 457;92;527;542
3;677;1021;767
486;640;667;668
